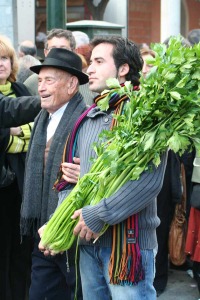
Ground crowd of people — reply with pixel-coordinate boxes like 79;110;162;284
0;27;199;300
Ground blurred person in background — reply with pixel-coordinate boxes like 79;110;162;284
18;40;37;58
140;47;155;78
72;31;89;48
17;55;41;83
187;29;200;46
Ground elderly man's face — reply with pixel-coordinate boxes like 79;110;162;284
38;67;73;113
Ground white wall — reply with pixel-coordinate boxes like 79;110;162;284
0;0;14;43
0;0;35;51
93;0;127;37
17;0;35;44
160;0;181;42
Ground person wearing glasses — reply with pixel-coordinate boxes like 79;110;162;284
23;29;76;96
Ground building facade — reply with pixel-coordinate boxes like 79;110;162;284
0;0;199;52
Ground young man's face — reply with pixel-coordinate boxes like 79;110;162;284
44;37;72;57
87;43;118;94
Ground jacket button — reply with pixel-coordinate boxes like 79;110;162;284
104;117;109;123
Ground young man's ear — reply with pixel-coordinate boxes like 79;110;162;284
118;63;130;77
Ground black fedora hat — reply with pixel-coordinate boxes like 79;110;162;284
30;48;88;85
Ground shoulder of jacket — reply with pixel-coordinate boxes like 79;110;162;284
11;81;31;96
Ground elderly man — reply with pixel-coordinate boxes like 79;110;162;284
20;48;88;300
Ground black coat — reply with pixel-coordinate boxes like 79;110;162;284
0;82;40;193
0;84;40;128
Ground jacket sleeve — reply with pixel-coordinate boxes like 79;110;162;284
0;94;41;127
82;152;168;233
6;123;34;153
0;128;10;152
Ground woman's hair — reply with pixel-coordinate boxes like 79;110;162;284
90;36;143;86
0;35;18;82
140;47;155;58
76;44;92;67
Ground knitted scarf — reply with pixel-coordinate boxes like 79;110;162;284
54;87;145;285
0;81;15;97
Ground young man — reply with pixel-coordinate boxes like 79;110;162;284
40;36;167;299
20;48;88;300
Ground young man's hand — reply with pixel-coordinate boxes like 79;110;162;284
61;157;80;183
72;209;99;242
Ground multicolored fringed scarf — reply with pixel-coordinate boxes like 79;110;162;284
54;87;144;285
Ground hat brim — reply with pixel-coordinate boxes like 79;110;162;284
30;63;88;85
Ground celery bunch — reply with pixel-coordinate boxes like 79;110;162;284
42;37;200;252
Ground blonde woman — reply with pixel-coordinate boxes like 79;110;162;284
0;35;33;300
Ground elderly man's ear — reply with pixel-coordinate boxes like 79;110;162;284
67;76;79;94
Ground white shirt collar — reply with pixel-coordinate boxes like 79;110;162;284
47;102;68;142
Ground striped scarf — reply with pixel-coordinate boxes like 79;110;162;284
54;88;144;285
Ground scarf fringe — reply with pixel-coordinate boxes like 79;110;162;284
109;214;145;285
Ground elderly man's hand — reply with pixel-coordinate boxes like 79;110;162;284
38;224;63;256
61;157;80;184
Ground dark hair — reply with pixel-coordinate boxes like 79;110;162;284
163;35;191;47
188;29;200;45
19;44;37;56
90;36;143;86
45;28;76;51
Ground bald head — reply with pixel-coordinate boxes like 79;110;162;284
19;40;37;57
